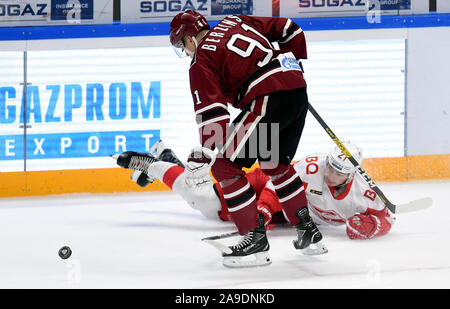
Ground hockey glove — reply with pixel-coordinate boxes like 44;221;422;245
185;146;216;187
346;214;382;240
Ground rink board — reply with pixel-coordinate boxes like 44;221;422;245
1;153;449;197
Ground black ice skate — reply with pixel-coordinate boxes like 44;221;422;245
293;207;328;255
121;141;186;188
150;140;185;168
222;214;272;268
131;170;154;188
111;151;158;173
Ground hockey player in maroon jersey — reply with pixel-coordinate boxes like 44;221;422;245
112;140;394;241
168;10;327;267
115;10;327;267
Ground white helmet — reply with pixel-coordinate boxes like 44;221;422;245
327;141;363;175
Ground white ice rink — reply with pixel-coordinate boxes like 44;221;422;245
1;179;449;289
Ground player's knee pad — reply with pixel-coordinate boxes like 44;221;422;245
259;163;290;178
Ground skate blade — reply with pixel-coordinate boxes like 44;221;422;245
223;252;272;268
131;170;141;181
150;140;165;157
300;241;328;256
110;153;119;160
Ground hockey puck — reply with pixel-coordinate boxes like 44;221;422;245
58;246;72;259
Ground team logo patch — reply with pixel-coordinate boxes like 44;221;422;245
277;52;302;72
280;56;301;71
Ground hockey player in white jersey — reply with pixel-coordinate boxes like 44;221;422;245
113;140;395;241
114;140;284;225
291;141;396;239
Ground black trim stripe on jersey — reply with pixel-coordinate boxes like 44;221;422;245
238;59;280;101
196;107;229;124
280;21;302;44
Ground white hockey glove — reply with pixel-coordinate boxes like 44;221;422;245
185;146;216;188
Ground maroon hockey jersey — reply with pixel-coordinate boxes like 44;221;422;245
188;15;308;149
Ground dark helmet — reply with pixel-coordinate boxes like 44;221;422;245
169;10;210;48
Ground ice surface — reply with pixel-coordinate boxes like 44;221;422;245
0;179;449;289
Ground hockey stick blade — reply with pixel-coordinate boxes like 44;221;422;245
201;231;239;241
202;239;233;255
393;197;432;214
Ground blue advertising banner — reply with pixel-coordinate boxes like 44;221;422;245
211;0;253;16
379;0;411;11
0;81;162;161
50;0;94;21
0;130;160;160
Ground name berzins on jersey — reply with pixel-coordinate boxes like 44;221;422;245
200;15;243;52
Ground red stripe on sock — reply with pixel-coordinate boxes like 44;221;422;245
162;165;185;189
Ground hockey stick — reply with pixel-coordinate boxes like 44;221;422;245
201;231;239;241
201;232;239;254
307;103;432;214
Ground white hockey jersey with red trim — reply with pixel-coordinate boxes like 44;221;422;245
293;154;393;226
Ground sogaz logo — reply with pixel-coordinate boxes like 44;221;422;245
299;0;366;8
140;0;207;13
298;0;410;9
0;2;48;17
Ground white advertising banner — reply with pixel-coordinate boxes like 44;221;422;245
0;0;113;27
120;0;255;23
0;46;199;172
280;0;412;18
0;38;405;172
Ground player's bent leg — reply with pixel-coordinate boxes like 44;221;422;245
211;158;271;266
126;155;221;220
262;163;327;255
261;164;306;225
211;158;259;235
172;173;222;220
130;160;183;188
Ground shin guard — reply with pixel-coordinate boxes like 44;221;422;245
267;165;307;226
212;158;258;235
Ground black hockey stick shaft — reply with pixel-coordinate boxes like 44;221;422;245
307;103;396;213
201;231;239;241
